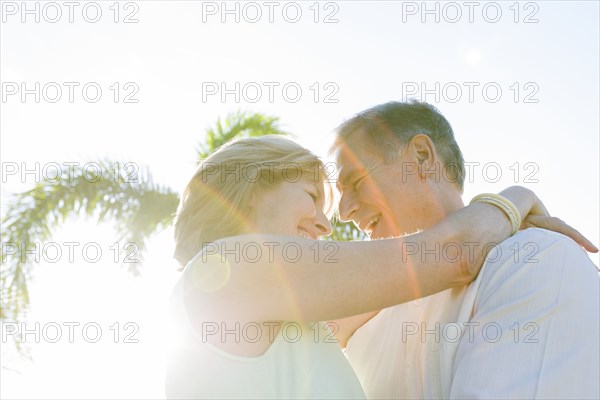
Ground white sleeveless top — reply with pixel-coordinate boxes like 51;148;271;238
165;278;366;399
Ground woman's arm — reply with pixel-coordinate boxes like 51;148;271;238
183;186;594;323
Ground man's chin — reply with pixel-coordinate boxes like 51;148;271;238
370;234;396;241
369;228;390;240
370;228;422;240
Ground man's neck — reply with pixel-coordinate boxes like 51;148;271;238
441;192;465;216
418;189;465;231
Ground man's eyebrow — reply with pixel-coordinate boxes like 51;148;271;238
337;167;359;190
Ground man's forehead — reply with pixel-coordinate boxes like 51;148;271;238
335;140;379;184
335;143;360;171
336;163;358;187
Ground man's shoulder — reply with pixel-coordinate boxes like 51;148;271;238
495;228;582;255
503;227;569;242
478;228;597;292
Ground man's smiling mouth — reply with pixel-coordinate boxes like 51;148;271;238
361;215;381;234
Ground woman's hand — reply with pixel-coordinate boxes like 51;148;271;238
521;214;598;253
517;190;598;253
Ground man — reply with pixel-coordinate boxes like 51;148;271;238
332;101;599;399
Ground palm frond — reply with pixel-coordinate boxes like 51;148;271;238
196;111;288;161
1;159;180;323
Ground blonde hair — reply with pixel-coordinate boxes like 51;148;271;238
174;135;331;267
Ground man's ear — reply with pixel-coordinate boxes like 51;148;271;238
407;134;438;179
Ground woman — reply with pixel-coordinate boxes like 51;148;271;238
165;135;591;399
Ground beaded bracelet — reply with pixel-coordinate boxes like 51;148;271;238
470;193;522;235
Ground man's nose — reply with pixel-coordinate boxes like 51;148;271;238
338;191;359;222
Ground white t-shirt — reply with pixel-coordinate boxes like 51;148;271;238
345;228;600;399
345;287;467;399
165;277;366;399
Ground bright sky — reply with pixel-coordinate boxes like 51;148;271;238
1;1;599;398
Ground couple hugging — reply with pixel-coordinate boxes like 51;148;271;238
165;101;599;399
